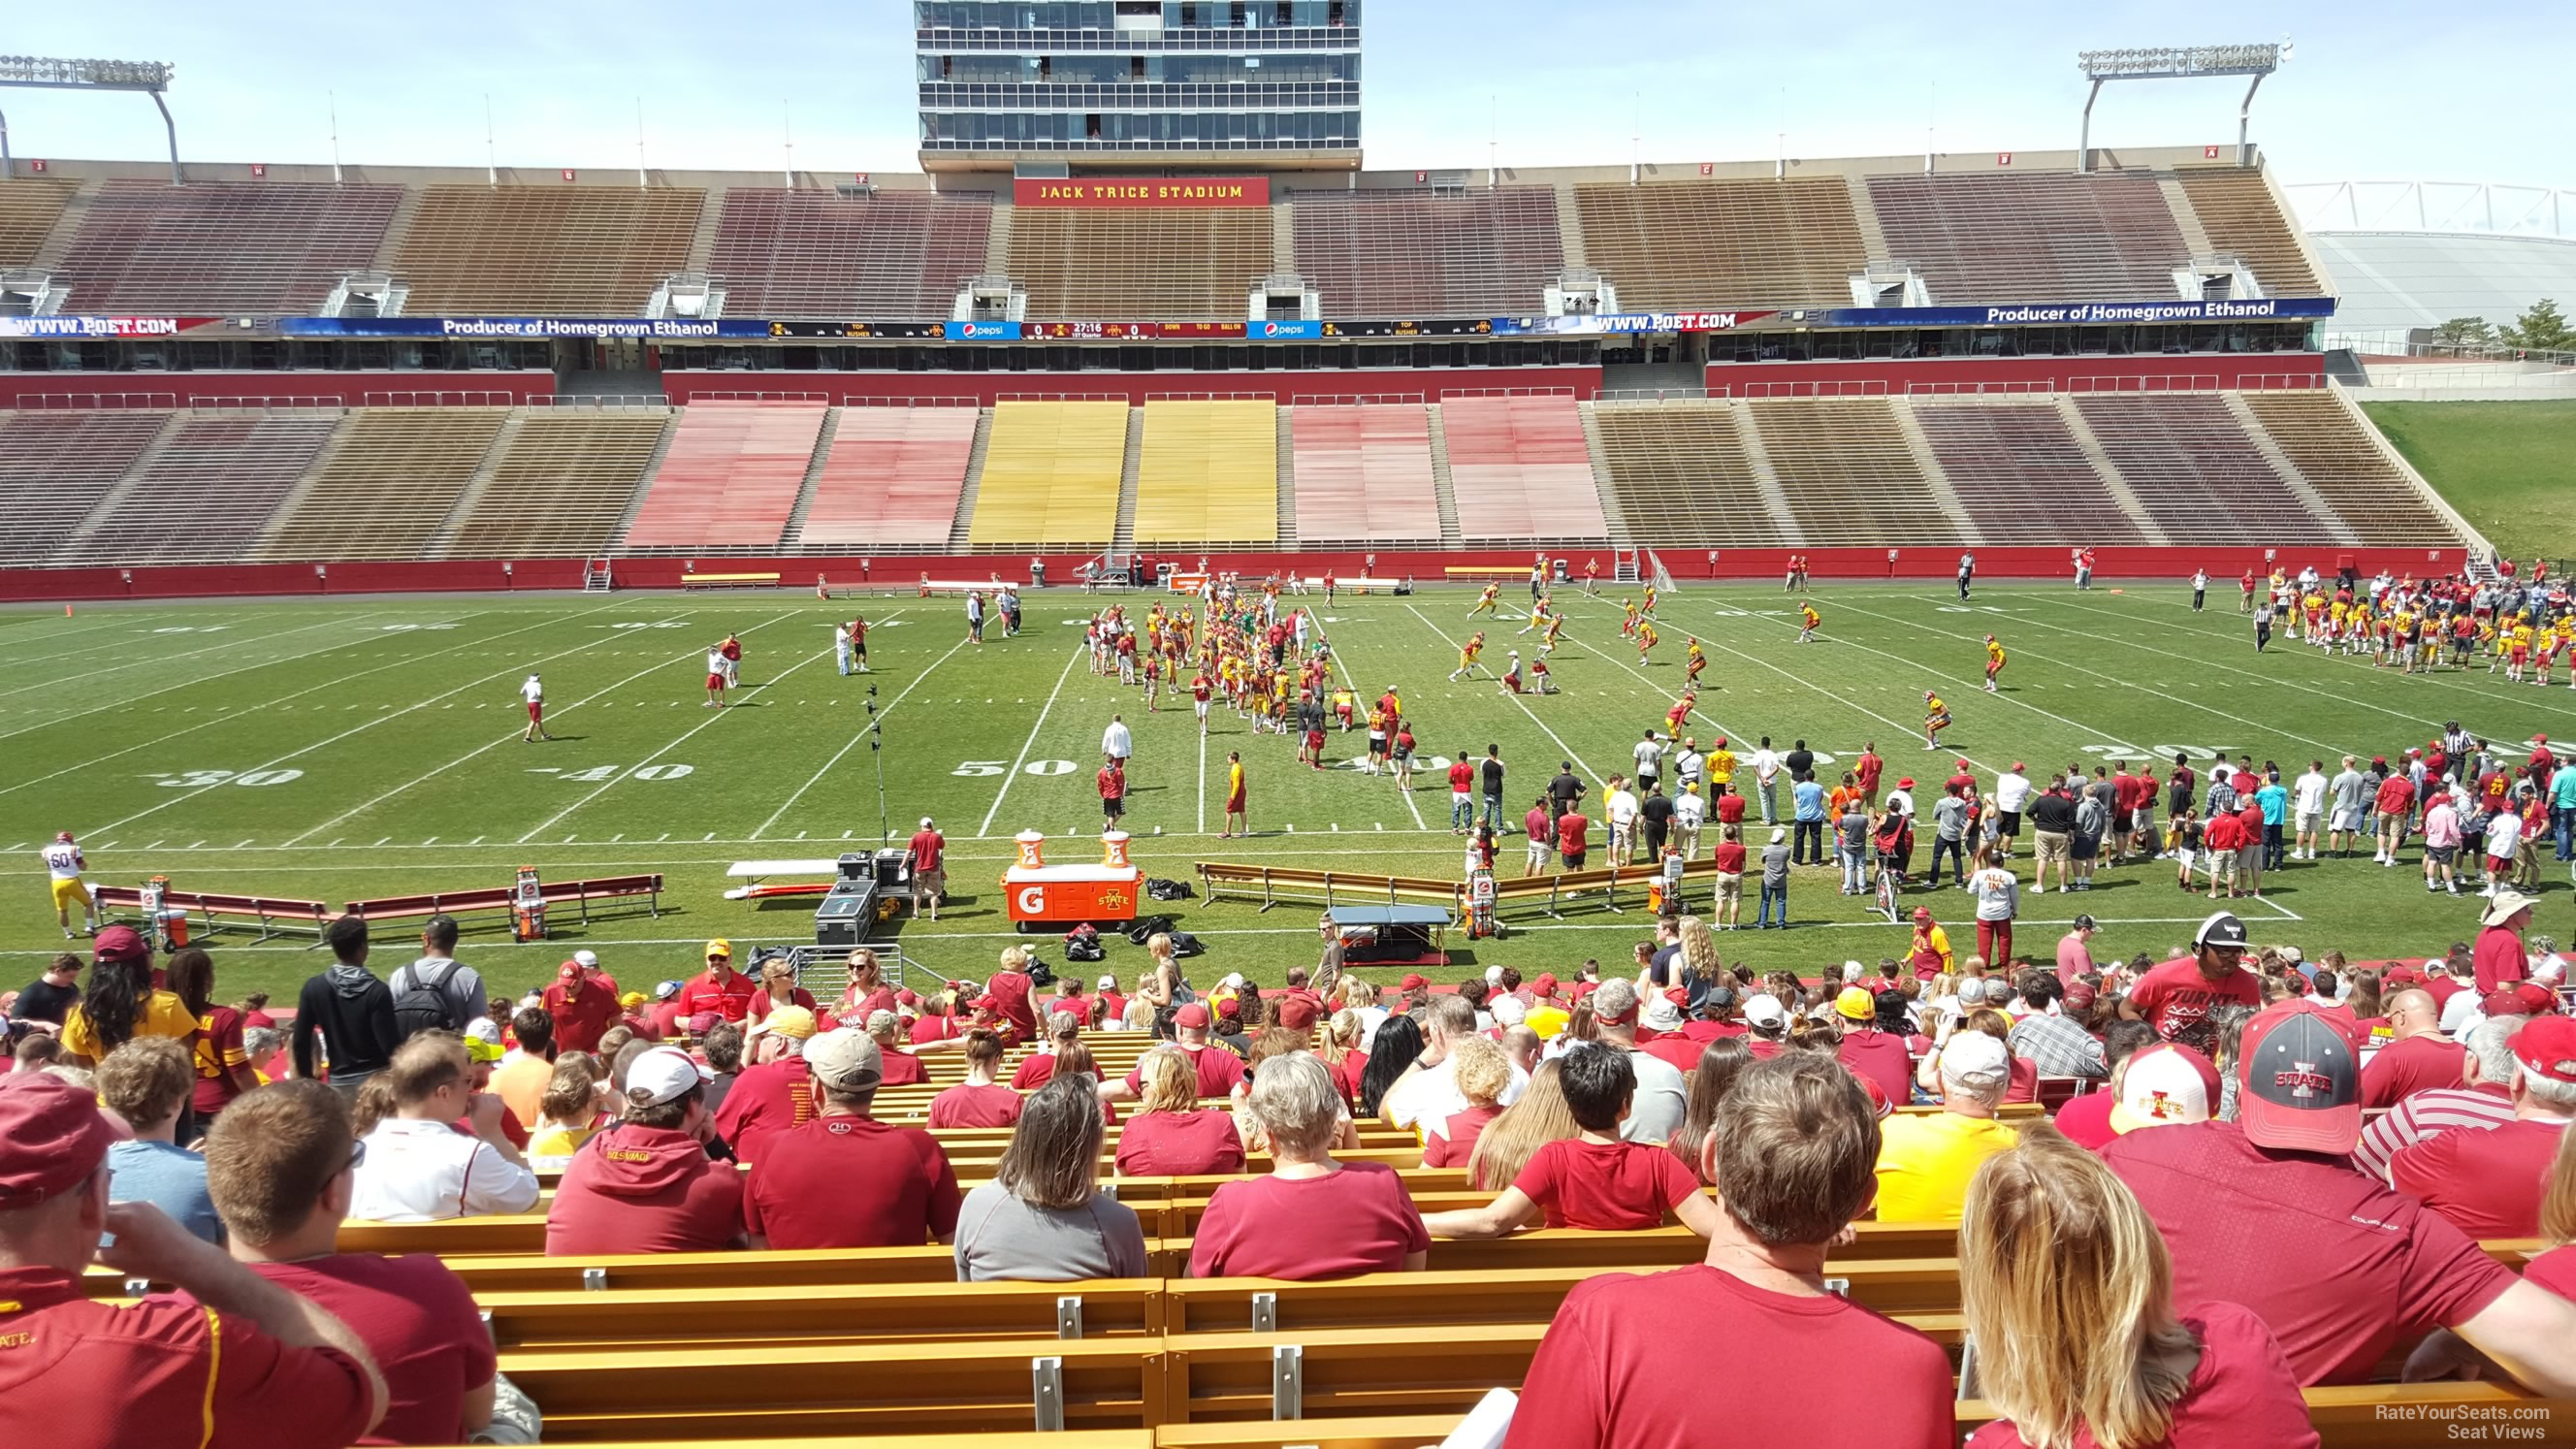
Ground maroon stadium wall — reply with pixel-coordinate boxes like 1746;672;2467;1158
0;371;560;407
1704;353;2326;394
0;545;2465;604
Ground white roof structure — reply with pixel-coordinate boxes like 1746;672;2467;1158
2288;180;2576;350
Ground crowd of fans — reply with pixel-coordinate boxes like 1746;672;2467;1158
7;877;2576;1447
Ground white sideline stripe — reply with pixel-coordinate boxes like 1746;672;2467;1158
0;612;389;701
520;623;833;844
1309;616;1427;831
1403;603;1600;781
275;611;783;845
91;606;687;841
0;609;528;793
0;612;231;664
979;644;1087;838
1832;596;2363;760
752;614;961;841
1197;713;1208;836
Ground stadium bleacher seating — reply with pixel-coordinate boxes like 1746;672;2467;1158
1589;400;1790;548
48;179;403;315
2073;394;2334;545
1867;172;2186;304
796;405;981;550
1009;208;1272;322
392;185;704;314
1913;402;2151;546
707;188;994;319
0;177;75;269
1745;399;1971;546
1571;177;1863;311
53;412;340;567
2238;392;2458;544
442;412;669;559
965;400;1131;548
1288;186;1564;316
620;402;827;550
2174;167;2325;297
1284;403;1442;546
1132;400;1278;548
1439;395;1608;544
0;410;174;547
252;408;508;562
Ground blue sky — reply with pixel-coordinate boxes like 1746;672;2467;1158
5;2;2562;189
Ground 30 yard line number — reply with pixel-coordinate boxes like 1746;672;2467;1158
144;768;303;788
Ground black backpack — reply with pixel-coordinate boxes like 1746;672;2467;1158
391;960;465;1040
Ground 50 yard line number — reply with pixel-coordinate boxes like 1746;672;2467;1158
954;758;1076;777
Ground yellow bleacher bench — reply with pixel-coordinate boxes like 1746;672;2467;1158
679;571;782;589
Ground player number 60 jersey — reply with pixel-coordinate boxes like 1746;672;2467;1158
43;841;83;879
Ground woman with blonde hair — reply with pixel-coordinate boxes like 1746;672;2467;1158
1674;915;1720;988
2519;1128;2576;1299
1322;1008;1368;1102
751;956;819;1022
1113;1046;1244;1176
836;949;896;1020
1960;1127;2314;1448
1465;1058;1579;1192
528;1054;606;1166
1421;1035;1511;1170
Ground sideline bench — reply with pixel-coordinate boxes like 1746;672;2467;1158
1195;854;1724;923
92;885;331;943
1440;565;1531;578
343;873;662;928
680;572;781;590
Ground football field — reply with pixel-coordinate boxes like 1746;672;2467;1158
5;580;2567;1005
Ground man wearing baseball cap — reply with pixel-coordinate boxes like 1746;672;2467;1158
713;1004;819;1166
2473;888;2538;993
2118;912;2262;1048
1874;1029;2016;1222
2103;1042;2219;1137
0;1073;390;1447
674;940;757;1025
1104;1002;1249;1104
1834;986;1915;1107
541;956;621;1056
2389;1016;2576;1240
2107;999;2576;1390
743;1028;960;1250
546;1046;746;1256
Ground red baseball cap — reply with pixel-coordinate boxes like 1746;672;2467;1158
2484;988;2531;1018
558;960;583;980
2512;1016;2576;1083
92;923;149;965
1174;1003;1212;1029
1400;974;1429;991
0;1071;114;1209
1896;777;1916;789
2383;966;2421;986
2238;1001;2363;1154
2512;982;2559;1016
1275;995;1321;1031
1533;973;1558;992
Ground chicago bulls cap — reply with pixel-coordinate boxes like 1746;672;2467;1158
2238;1000;2362;1154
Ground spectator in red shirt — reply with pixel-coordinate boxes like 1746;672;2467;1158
673;940;757;1027
2373;770;2418;863
1504;1054;1951;1447
928;1028;1024;1129
0;1072;391;1449
1097;758;1126;830
539;959;620;1056
1959;1130;2315;1449
1012;1013;1085;1090
744;1028;960;1250
2391;1016;2576;1240
748;957;819;1024
712;1005;819;1166
833;949;899;1025
907;817;947;921
2119;913;2263;1050
2106;1000;2576;1392
861;1011;929;1086
545;1046;745;1256
1423;1042;1723;1237
1837;987;1917;1106
1556;804;1590;871
1114;1046;1247;1176
2474;889;2536;994
1186;1053;1430;1279
1107;1004;1247;1103
986;947;1040;1046
199;1080;500;1444
2360;989;2466;1109
1419;1036;1511;1170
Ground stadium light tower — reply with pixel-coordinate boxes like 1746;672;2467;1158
0;55;181;184
2075;42;2285;175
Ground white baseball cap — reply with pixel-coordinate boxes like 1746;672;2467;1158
1742;993;1787;1029
625;1046;712;1108
1098;975;1117;991
1485;965;1506;985
2116;1044;2215;1128
572;950;600;971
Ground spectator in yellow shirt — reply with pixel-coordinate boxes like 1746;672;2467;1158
1873;1029;2018;1222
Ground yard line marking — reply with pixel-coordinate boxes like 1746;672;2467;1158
1828;596;2361;761
1197;717;1208;836
1529;600;1754;764
134;611;725;846
0;605;617;796
1402;604;1600;782
0;612;393;701
0;609;273;668
979;644;1088;838
1309;615;1427;830
521;624;830;844
752;615;960;840
0;610;453;743
1976;590;2576;731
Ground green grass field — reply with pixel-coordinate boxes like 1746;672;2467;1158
2364;399;2576;564
6;581;2570;1008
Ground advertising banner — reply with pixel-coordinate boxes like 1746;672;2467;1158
943;320;1022;340
1321;318;1494;338
278;316;773;339
1817;298;2336;328
1011;176;1270;208
0;316;221;338
1249;318;1323;340
1490;310;1776;336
